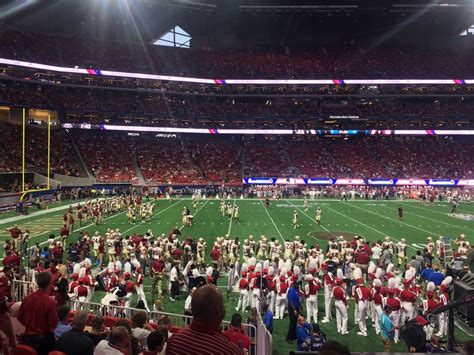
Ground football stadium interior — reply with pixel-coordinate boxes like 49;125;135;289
0;1;473;354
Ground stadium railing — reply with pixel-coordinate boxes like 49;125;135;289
10;282;264;354
256;312;273;355
11;279;37;302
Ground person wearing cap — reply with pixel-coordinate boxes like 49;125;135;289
275;274;288;320
321;264;334;323
401;316;428;353
353;278;371;336
400;279;417;325
304;274;320;324
332;278;348;335
380;305;396;352
236;270;249;313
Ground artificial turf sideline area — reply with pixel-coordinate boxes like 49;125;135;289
2;197;473;354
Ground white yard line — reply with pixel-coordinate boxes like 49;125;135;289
179;199;209;231
226;199;236;237
259;199;285;243
286;200;337;240
315;201;417;250
123;200;184;235
377;203;472;232
339;201;443;238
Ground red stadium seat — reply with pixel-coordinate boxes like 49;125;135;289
169;326;184;334
12;345;38;355
148;322;158;330
104;316;119;328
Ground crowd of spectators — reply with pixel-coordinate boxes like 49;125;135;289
3;81;474;122
0;123;81;177
75;133;138;183
0;122;472;183
243;136;474;179
4;28;474;79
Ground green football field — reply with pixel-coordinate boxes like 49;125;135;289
1;197;473;353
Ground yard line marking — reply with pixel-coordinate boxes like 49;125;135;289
226;199;236;237
286;200;338;241
340;201;444;238
259;200;285;243
180;199;209;231
316;201;417;250
377;203;472;232
124;200;183;235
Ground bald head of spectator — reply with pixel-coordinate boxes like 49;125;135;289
191;284;225;330
36;271;51;290
109;326;130;349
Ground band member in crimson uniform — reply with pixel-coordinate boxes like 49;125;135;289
321;264;334;323
304;274;320;323
275;274;288;320
371;279;384;335
353;278;371;336
400;280;417;325
236;271;249;313
332;278;348;334
383;289;401;343
420;282;439;340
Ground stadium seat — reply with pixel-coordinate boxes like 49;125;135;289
12;345;38;355
104;316;120;328
169;326;184;334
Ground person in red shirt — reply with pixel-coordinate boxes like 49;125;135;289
18;272;58;355
151;257;165;303
210;246;221;270
5;225;21;251
223;313;251;351
166;284;242;355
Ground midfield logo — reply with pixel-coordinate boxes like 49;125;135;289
448;213;474;221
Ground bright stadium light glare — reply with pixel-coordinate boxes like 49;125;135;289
0;0;38;19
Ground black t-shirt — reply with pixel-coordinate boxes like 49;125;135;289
402;324;427;353
84;331;107;347
56;329;94;355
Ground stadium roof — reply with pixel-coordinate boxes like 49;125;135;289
1;0;474;47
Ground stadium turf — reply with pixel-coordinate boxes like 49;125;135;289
2;197;473;354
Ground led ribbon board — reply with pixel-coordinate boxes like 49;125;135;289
1;58;473;85
243;178;473;186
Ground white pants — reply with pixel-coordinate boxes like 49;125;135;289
425;324;434;340
324;286;333;320
356;300;368;333
373;304;383;334
237;289;249;312
86;287;94;303
400;301;415;326
266;291;276;314
275;294;286;319
137;285;150;312
438;313;448;337
335;300;348;333
390;310;401;342
251;288;260;310
306;294;318;323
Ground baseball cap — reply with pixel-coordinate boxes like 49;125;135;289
415;316;429;326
